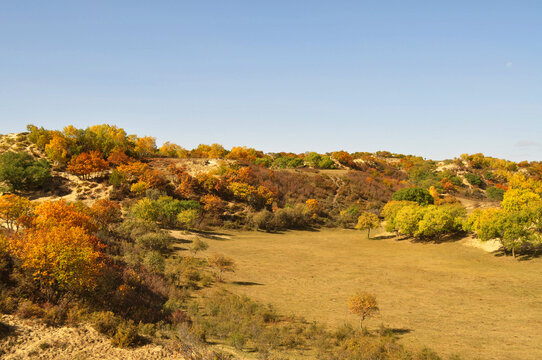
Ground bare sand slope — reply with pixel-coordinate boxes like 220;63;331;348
0;315;190;360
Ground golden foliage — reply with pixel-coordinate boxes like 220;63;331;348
348;291;379;328
0;194;34;231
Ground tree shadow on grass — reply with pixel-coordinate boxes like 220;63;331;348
369;234;396;240
378;325;412;338
410;231;467;244
388;327;412;335
231;281;263;286
191;229;231;241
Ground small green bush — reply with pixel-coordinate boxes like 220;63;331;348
464;173;483;186
486;186;505;201
392;187;434;205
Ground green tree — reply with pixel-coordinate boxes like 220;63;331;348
0;152;51;191
392;187;434;205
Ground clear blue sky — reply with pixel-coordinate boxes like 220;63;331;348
1;1;541;161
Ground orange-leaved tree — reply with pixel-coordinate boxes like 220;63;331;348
89;199;122;230
9;225;105;294
33;199;97;233
8;200;106;296
67;150;109;179
107;149;132;166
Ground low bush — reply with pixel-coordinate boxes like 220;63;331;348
464;173;483;186
92;311;120;337
135;232;173;251
486;186;505;201
111;320;140;348
249;204;312;232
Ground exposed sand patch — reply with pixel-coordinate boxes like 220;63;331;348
0;315;188;360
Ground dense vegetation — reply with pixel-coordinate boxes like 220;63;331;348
0;124;541;358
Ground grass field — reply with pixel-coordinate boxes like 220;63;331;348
188;228;542;360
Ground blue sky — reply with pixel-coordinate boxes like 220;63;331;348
1;1;541;161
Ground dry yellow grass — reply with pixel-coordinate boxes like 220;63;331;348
193;228;542;360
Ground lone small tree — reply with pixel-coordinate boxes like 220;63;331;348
348;291;379;329
208;253;236;282
355;212;380;239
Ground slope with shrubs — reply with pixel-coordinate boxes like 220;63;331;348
1;123;541;358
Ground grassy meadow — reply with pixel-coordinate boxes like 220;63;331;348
189;228;542;360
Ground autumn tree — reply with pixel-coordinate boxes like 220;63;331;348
208;253;236;282
107;150;132;166
87;124;131;155
0;194;34;232
355;212;380;238
304;152;337;169
380;200;417;232
501;188;541;212
134;136;157;157
415;204;466;239
201;194;225;214
26;124;52;149
348;291;379;329
67;151;109;179
158;142;188;158
117;161;167;189
44;133;69;166
8;200;106;296
177;209;200;229
9;225;105;295
305;198;319;216
33;200;97;232
226;146;263;161
331;151;355;168
89;199;122;230
428;186;440;205
168;165;201;199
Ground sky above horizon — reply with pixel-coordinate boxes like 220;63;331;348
1;1;541;161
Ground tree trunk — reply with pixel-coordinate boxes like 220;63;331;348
512;247;516;258
367;228;371;239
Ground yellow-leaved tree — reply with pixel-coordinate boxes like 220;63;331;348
355;212;380;239
348;291;379;329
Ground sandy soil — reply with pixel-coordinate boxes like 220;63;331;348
0;315;190;360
